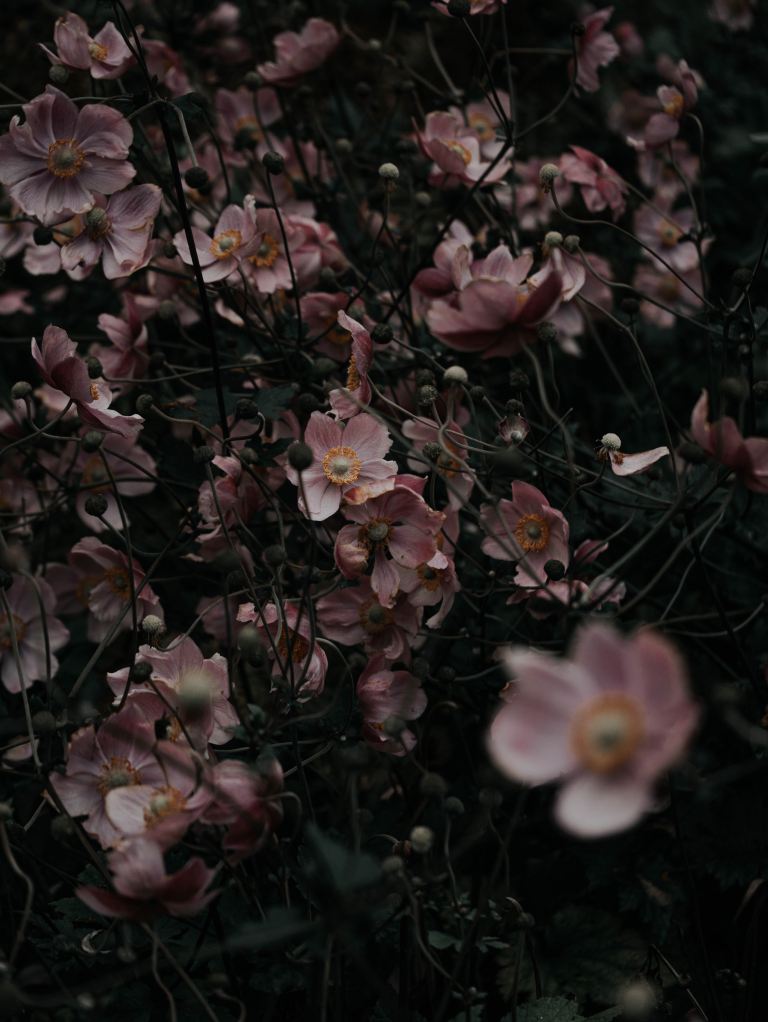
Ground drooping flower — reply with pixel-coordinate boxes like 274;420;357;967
328;310;374;419
479;481;570;586
0;87;135;223
49;704;165;848
286;411;397;521
334;485;446;607
596;432;670;477
201;757;284;861
628;60;701;150
256;18;340;86
488;622;699;837
90;291;155;392
77;837;217;920
572;7;620;93
0;575;69;693
357;655;427;755
559;146;628;220
39;12;134;79
236;600;327;702
317;579;422;663
689;390;768;493
60;184;162;279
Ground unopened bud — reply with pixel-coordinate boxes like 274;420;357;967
84;494;108;517
409;825;434;854
378;162;400;182
443;365;468;386
11;381;32;400
539;163;560;192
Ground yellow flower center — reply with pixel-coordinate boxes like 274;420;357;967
571;693;645;774
662;92;685;119
144;785;187;827
346;354;361;391
322;445;362;485
0;613;26;652
658;274;681;301
85;206;111;240
365;519;392;546
417;563;443;592
324;317;352;347
469;113;494;142
47;139;86;179
97;756;140;795
210;229;242;259
249;234;280;268
442;139;473;166
81;455;109;489
513;513;550;553
277;627;310;663
88;41;109;61
105;567;131;600
658;220;683;248
358;599;394;635
234;115;262;142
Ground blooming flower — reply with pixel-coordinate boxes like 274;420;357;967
48;537;162;643
173;203;259;284
286;411;397;521
488;622;699;837
559;146;628;220
628;60;700;150
237;601;327;702
256;18;340;86
90;292;154;393
634;204;703;273
572;7;620;93
31;325;142;436
0;87;135;223
40;12;134;79
633;262;704;327
214;85;281;160
49;704;165;847
0;575;69;693
60;184;161;279
401;417;475;510
77;837;217;920
201;757;284;861
334;485;446;607
689;390;768;493
317;579;422;663
415;111;511;189
480;481;570;586
357;655;427;755
328;310;375;419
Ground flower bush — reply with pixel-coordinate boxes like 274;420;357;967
0;1;767;1019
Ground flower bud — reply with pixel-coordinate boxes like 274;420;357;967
382;854;405;875
142;615;164;639
242;70;262;90
163;242;178;260
49;64;70;85
443;365;468;386
135;393;154;416
378;162;400;182
84;494;108;518
193;445;216;464
262;151;285;175
538;163;560;192
288;441;314;471
263;544;286;567
130;660;153;682
563;234;580;253
444;796;465;817
235;398;260;420
422;441;441;463
85;356;103;380
419;772;447;798
544;230;563;250
371;323;393;345
32;710;57;734
417;384;438;409
544;559;566;581
11;381;32;400
382;714;406;737
537;322;558;343
81;430;104;453
184;166;210;190
33;225;54;246
600;432;622;451
409;825;434;854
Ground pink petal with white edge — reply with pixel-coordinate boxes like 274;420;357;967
554;773;653;838
610;446;669;476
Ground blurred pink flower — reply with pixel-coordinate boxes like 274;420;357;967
317;579;422;662
77;837;217;920
614;21;644;58
237;600;327;701
50;704;165;848
628;60;700;150
91;292;155;392
488;622;699;837
416;111;511;188
401;416;475;510
0;87;135;223
328;310;374;419
710;0;755;30
72;430;156;531
214;86;281;161
256;18;340;86
634;204;704;272
572;7;620;93
60;184;161;279
40;13;133;79
0;575;68;693
480;481;570;586
174;202;259;284
357;655;427;755
690;390;768;493
633;261;703;327
202;757;284;861
433;0;506;14
286;411;396;521
560;146;628;220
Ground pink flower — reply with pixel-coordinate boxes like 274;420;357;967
77;837;217;920
710;0;755;30
108;638;238;747
334;486;445;607
49;704;165;847
415;111;511;189
560;146;628;220
328;310;374;419
202;758;284;861
256;18;340;86
629;60;700;150
637;141;700;205
300;292;366;361
480;481;570;586
286;411;396;521
214;86;281;161
690;390;768;493
397;523;461;629
317;579;422;663
401;417;475;510
60;184;161;279
237;601;327;701
614;21;644;58
488;622;699;837
173;203;258;284
104;741;211;849
141;39;191;98
0;575;68;693
31;325;143;436
90;292;154;392
412;221;475;300
357;655;427;755
40;13;133;79
573;7;620;93
245;206;302;293
596;433;669;477
0;87;135;224
633;262;703;327
426;250;562;358
48;536;162;643
634;204;703;272
72;430;156;531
